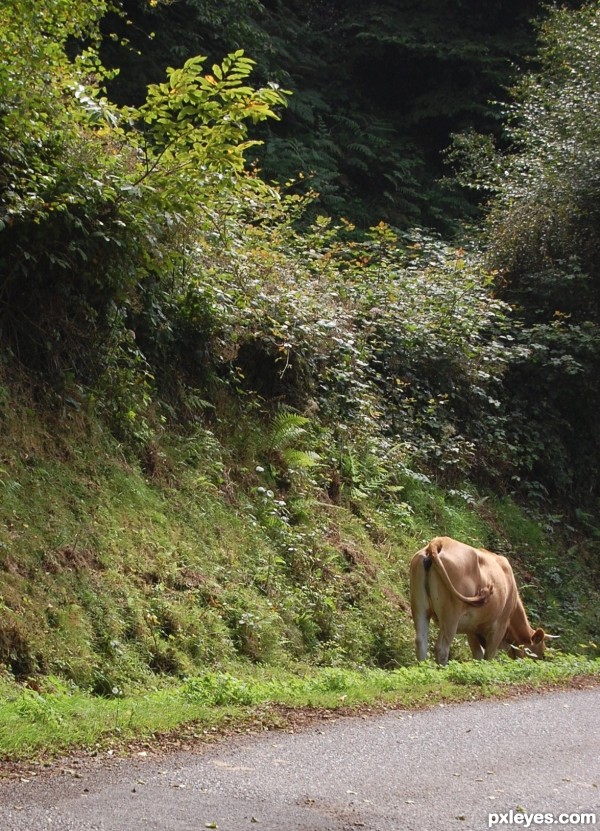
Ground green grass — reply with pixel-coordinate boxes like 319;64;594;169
1;655;598;763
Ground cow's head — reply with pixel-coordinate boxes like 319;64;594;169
509;628;547;659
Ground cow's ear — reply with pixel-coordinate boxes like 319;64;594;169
532;628;545;644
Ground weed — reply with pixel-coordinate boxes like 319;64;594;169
15;689;64;728
183;673;263;706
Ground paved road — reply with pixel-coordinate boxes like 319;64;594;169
0;688;598;831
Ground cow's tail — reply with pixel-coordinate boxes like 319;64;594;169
425;539;493;606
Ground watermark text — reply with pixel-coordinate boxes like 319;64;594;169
489;812;596;828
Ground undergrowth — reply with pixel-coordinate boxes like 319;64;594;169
0;380;598;763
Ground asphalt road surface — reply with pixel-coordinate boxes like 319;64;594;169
0;687;598;831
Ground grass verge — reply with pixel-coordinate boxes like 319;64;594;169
1;654;598;767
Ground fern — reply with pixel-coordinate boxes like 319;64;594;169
269;412;310;452
340;448;390;499
283;449;321;470
268;411;321;472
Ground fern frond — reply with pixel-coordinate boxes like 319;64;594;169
269;411;310;452
283;449;321;470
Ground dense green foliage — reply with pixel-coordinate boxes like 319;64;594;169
452;2;600;504
0;0;515;481
0;0;286;388
101;0;558;228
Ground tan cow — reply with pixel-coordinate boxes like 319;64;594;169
410;536;550;665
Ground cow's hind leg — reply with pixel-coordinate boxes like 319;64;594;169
414;610;430;661
410;555;431;661
467;633;485;660
434;618;460;666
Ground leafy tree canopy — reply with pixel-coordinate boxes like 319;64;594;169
2;0;599;512
101;0;563;229
0;0;287;386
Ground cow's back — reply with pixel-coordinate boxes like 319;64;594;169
453;549;516;634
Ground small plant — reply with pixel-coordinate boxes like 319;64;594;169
309;667;352;693
15;688;64;727
183;673;262;706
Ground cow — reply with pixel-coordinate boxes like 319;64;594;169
410;536;553;665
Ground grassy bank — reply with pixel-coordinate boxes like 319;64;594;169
1;394;597;686
1;655;598;763
1;384;599;764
